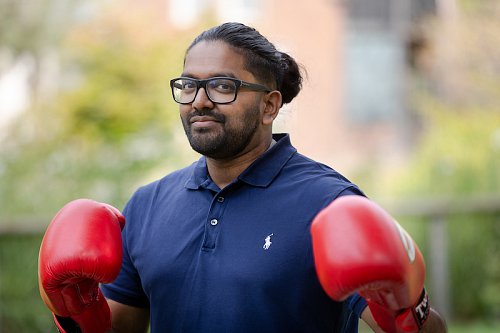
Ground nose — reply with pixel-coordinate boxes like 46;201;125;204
192;86;214;110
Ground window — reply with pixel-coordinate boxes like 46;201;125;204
344;0;410;123
344;32;405;123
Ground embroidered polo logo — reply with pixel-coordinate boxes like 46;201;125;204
263;233;273;250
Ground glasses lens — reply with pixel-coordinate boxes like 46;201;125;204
207;78;237;103
172;78;197;104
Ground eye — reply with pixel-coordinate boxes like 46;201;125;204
181;80;196;90
209;79;236;93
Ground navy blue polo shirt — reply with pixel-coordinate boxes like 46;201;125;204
101;133;367;332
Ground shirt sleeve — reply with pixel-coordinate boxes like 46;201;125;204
332;294;368;332
101;195;150;308
346;293;368;317
338;186;366;198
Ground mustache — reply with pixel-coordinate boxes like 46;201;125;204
187;108;225;122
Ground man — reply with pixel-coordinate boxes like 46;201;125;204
38;22;447;332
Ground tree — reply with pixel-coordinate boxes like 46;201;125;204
0;2;195;217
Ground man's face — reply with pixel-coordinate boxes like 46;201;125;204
179;41;266;159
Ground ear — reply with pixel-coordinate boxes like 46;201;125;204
261;91;282;125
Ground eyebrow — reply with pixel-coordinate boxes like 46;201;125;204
179;72;238;79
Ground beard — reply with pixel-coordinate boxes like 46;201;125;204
181;104;261;159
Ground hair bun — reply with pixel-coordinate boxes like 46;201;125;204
279;52;303;105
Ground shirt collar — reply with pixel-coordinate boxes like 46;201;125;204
184;156;211;190
184;133;296;190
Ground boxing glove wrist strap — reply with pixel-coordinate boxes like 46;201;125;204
411;288;431;329
396;288;431;332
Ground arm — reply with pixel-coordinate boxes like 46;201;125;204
362;307;447;333
108;300;149;333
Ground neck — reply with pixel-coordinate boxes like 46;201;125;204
206;136;274;189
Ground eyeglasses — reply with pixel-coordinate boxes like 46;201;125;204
170;77;272;104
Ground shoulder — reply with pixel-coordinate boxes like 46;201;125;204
286;152;363;194
124;162;198;216
268;151;364;214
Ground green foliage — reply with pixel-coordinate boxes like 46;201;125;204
0;0;78;56
448;214;500;319
56;8;181;144
0;4;195;216
393;101;500;196
0;234;52;332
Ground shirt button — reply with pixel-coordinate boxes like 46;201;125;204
217;196;224;203
210;219;218;226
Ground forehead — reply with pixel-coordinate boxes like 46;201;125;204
183;41;251;79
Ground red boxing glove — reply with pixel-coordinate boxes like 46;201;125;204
38;199;125;333
311;196;430;333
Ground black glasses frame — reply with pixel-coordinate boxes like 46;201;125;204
170;76;272;104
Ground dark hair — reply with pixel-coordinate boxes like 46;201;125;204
186;22;303;105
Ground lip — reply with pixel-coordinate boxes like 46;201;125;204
189;115;220;128
190;116;218;123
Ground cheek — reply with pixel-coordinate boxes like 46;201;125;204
224;106;259;128
179;105;189;114
179;106;190;120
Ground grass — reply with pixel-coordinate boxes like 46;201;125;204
0;233;53;332
447;321;500;333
